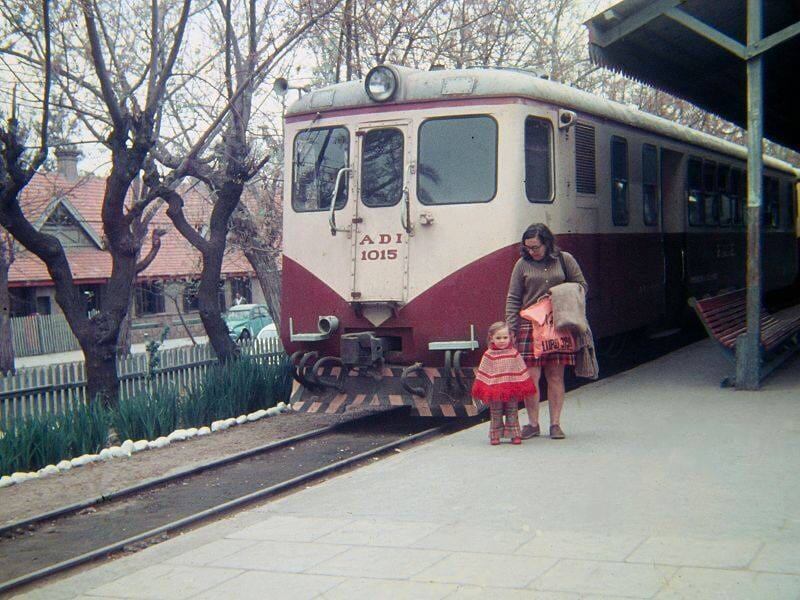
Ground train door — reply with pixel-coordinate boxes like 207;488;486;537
660;148;686;324
351;122;410;306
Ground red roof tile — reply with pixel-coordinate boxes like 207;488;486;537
8;172;254;286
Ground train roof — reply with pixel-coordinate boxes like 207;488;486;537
286;66;797;176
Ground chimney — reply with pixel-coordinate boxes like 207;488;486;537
55;147;81;181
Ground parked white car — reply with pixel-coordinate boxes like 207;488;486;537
256;322;278;340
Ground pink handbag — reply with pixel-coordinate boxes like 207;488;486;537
520;296;577;358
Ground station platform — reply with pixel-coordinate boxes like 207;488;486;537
21;340;800;599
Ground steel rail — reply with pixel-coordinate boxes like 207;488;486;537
0;423;445;595
0;408;404;537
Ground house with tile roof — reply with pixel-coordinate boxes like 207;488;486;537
6;150;266;342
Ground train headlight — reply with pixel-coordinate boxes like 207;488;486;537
365;65;398;102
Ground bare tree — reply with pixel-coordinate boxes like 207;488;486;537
229;172;283;329
151;0;341;362
1;0;189;405
0;226;15;373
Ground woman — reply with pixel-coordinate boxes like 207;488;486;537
505;223;587;439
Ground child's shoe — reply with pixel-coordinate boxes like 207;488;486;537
511;437;522;445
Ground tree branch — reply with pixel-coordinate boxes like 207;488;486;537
161;187;211;253
135;227;167;273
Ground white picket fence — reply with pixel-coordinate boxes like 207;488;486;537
0;338;284;425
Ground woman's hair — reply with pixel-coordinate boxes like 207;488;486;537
520;222;559;261
486;321;511;345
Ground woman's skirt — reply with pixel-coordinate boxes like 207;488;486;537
518;320;576;368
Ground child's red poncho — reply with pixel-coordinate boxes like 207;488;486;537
471;344;537;404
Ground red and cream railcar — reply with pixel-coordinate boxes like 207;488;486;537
280;65;798;415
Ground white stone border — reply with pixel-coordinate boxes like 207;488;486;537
0;402;291;488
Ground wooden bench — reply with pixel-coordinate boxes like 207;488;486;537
689;289;800;387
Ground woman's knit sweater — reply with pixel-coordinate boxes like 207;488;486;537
505;251;588;334
471;345;537;404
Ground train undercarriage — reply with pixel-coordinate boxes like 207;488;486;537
289;330;484;417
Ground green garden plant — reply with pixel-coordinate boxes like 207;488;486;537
111;386;180;442
0;402;109;475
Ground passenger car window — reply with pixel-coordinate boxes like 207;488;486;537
292;127;349;212
417;116;497;204
611;136;629;226
717;165;732;226
703;161;718;225
687;158;703;226
525;117;553;202
361;128;404;207
642;144;658;226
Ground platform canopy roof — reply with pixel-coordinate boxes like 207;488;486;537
584;0;800;152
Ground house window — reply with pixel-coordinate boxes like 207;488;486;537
79;284;103;314
231;278;252;305
610;136;629;226
36;296;52;315
575;122;596;195
135;281;165;315
182;280;200;312
9;287;36;317
642;144;658;226
525;117;553;202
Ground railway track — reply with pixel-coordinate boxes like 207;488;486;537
0;408;469;595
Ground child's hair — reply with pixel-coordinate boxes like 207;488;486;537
486;321;511;345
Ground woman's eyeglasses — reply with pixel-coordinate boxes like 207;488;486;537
524;244;544;252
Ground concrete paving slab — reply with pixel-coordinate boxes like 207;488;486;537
320;577;457;599
412;522;534;554
654;566;800;599
315;518;443;547
515;530;644;561
444;588;579;599
226;514;353;542
164;538;259;567
750;541;800;574
308;546;448;579
532;559;675;598
209;540;349;572
626;535;762;569
192;571;343;600
86;564;242;599
413;552;556;588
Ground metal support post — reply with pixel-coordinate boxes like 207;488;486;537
737;0;763;390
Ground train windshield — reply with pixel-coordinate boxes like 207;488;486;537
292;126;349;212
417;115;497;204
361;128;404;207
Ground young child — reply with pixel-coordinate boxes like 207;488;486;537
472;322;537;445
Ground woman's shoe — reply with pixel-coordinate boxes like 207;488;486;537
549;424;565;439
490;437;500;445
511;437;522;445
521;424;540;439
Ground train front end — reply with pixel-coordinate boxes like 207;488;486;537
279;65;537;416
